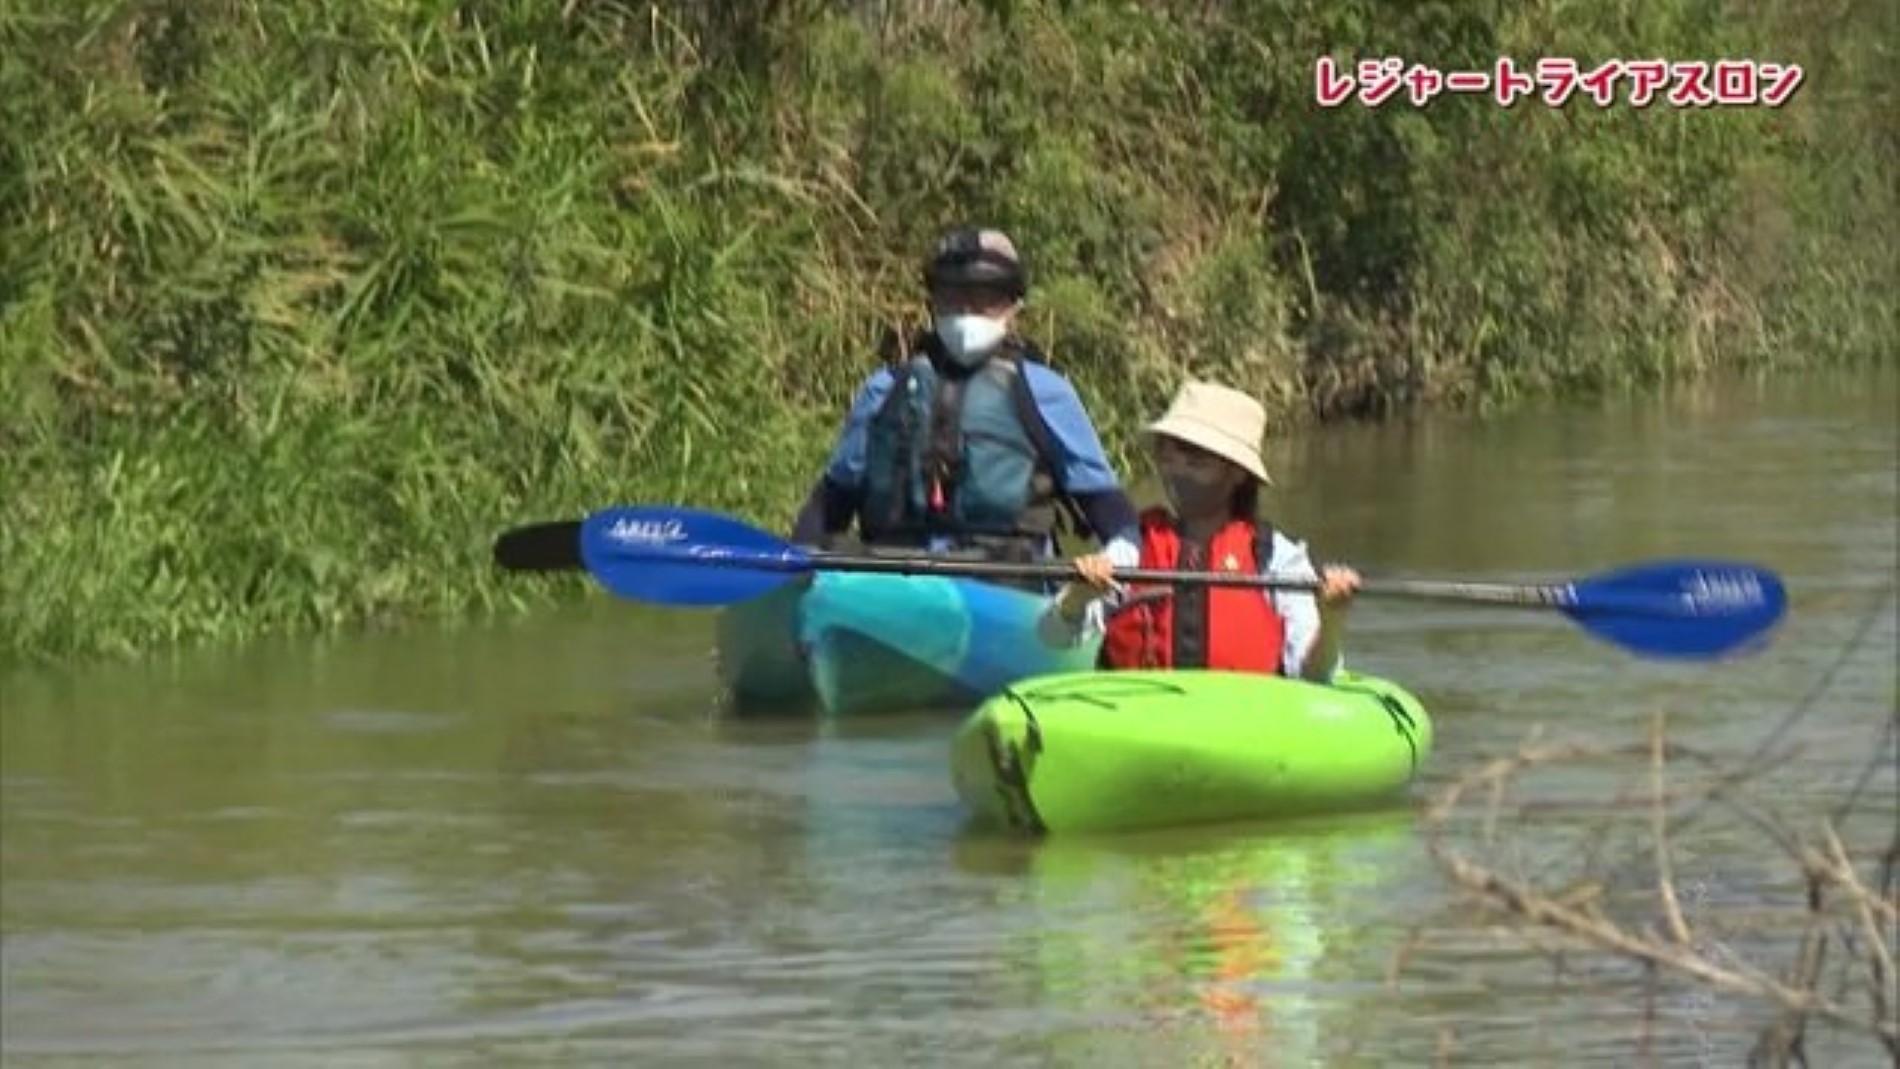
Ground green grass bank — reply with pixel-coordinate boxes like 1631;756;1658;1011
3;0;1894;665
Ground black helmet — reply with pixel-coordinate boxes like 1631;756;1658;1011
923;227;1028;299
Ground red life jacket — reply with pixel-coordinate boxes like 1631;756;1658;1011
1099;508;1286;674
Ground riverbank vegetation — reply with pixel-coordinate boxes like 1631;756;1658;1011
3;0;1894;663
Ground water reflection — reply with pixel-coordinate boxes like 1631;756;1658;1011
954;812;1423;1066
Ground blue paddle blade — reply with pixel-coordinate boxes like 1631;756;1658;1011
577;506;812;607
1561;559;1788;660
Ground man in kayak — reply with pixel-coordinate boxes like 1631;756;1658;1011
1037;380;1361;682
789;227;1140;572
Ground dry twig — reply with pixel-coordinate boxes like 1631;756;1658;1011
1406;720;1899;1065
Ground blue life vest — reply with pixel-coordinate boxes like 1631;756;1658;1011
860;343;1072;555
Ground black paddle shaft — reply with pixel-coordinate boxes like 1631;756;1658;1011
795;551;1570;607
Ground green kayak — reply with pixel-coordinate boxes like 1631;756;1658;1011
950;669;1434;836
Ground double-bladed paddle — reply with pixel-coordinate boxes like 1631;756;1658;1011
491;505;1788;661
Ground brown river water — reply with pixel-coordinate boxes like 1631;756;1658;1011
3;369;1895;1067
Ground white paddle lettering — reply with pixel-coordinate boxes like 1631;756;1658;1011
604;518;689;546
1682;571;1763;611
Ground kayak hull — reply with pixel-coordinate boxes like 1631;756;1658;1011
714;572;1102;717
950;669;1435;835
713;582;815;713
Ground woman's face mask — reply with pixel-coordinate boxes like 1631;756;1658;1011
1160;469;1233;517
1152;437;1245;518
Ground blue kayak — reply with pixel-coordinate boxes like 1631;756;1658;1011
714;572;1102;717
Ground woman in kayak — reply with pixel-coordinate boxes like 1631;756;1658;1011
1036;380;1360;682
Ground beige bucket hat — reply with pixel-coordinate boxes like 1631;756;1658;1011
1142;380;1273;485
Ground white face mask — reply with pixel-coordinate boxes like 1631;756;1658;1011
933;313;1008;366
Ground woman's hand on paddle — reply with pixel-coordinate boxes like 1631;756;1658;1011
1055;552;1121;622
1072;552;1119;591
1317;565;1361;607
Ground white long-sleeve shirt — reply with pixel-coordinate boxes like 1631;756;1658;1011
1036;529;1339;682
